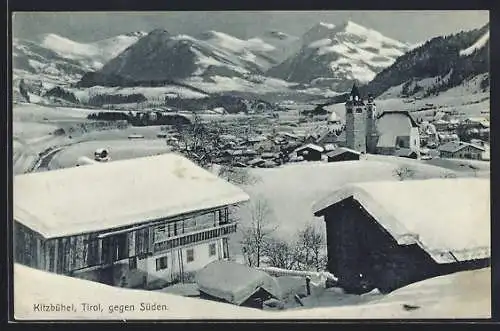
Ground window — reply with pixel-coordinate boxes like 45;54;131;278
209;243;216;257
156;256;168;271
129;257;137;270
222;238;229;259
186;249;194;263
396;136;410;149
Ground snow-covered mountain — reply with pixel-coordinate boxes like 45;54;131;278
197;30;281;71
257;30;302;64
267;21;411;91
12;31;147;88
37;31;148;70
460;30;489;57
328;23;489;104
13;38;89;85
78;29;273;87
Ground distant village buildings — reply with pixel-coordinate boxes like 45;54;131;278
438;141;485;160
313;178;490;294
14;154;249;289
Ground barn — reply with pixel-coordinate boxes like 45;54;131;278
14;153;250;289
295;144;325;161
312;178;490;294
326;148;361;162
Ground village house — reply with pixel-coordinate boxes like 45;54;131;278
295;143;325;161
312;178;490;294
438;141;485;160
195;261;282;309
326;147;361;162
14;154;250;289
438;133;460;144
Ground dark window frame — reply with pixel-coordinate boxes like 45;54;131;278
129;257;137;270
156;255;168;271
209;243;217;257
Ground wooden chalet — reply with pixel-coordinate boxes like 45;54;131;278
14;154;250;289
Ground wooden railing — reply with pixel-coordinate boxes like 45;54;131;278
153;223;237;253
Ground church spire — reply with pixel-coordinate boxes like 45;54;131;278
350;83;360;98
348;83;362;103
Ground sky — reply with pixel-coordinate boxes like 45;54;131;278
12;11;489;44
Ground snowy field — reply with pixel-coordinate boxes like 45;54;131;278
49;139;172;170
326;91;489;121
71;85;209;103
13;103;96;122
13;121;59;142
232;157;471;246
14;263;490;319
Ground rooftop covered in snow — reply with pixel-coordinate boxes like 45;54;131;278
377;111;419;128
195;261;282;306
312;178;490;263
14;153;250;239
295;143;325;153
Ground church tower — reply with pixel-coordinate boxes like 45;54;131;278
366;94;379;153
345;84;367;153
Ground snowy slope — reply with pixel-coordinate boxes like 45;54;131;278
234;159;460;240
340;23;490;101
38;31;147;69
14;263;490;319
267;21;411;91
460;31;489;56
198;31;279;71
258;30;302;64
13;31;147;90
13;38;89;85
84;29;271;86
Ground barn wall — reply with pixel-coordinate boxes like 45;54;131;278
322;198;440;293
298;149;322;161
328;153;359;162
13;221;45;270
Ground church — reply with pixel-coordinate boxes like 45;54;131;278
344;84;420;158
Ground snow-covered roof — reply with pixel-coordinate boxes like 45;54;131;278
376;133;397;148
438;141;485;153
296;143;325;153
377;111;419;128
14;153;250;239
326;147;361;158
14;263;490;319
395;148;417;157
312;178;490;263
195;261;282;305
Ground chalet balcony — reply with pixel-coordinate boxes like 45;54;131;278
153;222;237;253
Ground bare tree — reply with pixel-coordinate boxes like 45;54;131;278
393;166;416;181
240;198;276;267
262;236;299;270
441;171;457;178
295;223;327;271
217;165;260;186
